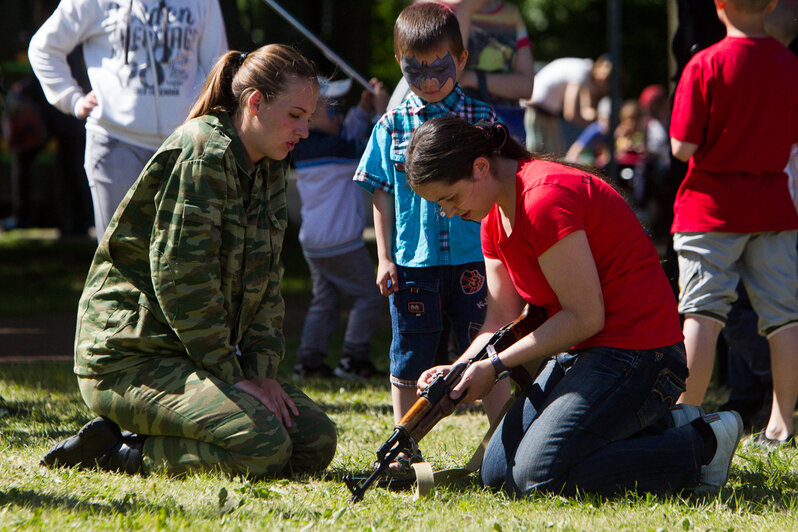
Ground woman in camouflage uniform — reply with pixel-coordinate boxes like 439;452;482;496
41;44;337;478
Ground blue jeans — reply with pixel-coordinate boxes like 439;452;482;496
481;343;707;496
389;263;487;387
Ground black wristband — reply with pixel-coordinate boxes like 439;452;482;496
488;345;509;380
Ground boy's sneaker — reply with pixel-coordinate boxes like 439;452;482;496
671;404;704;427
293;362;333;380
748;431;796;450
694;411;744;496
334;358;384;380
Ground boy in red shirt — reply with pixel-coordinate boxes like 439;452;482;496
670;0;798;446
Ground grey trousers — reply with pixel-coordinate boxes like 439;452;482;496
84;130;155;241
297;245;383;366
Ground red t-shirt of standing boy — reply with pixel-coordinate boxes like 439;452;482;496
481;160;683;351
670;36;798;233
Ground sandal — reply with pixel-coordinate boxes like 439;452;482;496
748;431;795;449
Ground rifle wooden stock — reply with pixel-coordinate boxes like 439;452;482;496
401;304;547;442
345;304;548;502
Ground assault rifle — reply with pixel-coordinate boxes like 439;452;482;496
344;304;548;503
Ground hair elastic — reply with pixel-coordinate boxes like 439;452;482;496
239;51;248;65
494;123;508;153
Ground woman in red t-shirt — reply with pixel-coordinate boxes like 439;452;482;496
403;115;743;497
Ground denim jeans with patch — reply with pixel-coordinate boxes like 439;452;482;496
481;343;708;496
388;262;487;387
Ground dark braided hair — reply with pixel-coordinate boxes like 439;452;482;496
405;115;612;193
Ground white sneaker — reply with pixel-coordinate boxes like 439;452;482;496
671;404;704;427
694;411;743;495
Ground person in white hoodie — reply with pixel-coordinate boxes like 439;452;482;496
28;0;228;241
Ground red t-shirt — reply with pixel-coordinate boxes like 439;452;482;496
481;160;683;351
670;36;798;233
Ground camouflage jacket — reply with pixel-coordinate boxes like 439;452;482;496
75;112;288;383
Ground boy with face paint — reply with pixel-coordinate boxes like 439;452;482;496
353;2;501;470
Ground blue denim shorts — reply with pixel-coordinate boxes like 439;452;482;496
389;262;488;388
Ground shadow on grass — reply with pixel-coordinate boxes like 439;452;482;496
0;235;95;316
0;486;183;517
1;425;91;448
726;463;798;510
318;401;393;416
325;460;798;511
1;396;94;447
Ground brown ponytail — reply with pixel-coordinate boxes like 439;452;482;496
187;44;318;121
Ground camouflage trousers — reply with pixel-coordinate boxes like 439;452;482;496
77;357;337;478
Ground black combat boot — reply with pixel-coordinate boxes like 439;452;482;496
96;437;145;474
41;416;122;469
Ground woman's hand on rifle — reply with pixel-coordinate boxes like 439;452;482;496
450;359;495;403
416;364;452;394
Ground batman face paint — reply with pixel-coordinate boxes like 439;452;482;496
400;49;458;103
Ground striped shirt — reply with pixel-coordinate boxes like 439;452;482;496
354;83;496;267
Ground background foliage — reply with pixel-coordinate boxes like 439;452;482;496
0;1;670;124
225;0;670;102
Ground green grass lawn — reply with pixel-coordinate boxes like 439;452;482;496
0;231;97;316
2;231;798;530
2;362;798;531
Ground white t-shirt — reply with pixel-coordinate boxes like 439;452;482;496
528;58;593;115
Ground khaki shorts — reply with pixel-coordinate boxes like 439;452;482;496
673;231;798;337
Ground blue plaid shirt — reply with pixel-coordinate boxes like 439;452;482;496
354;84;496;267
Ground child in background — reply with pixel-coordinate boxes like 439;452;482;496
638;84;670;172
614;100;647;169
564;96;611;169
523;55;613;154
292;77;390;380
614;99;648;208
28;0;228;241
353;2;502;468
638;84;672;230
670;0;798;447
